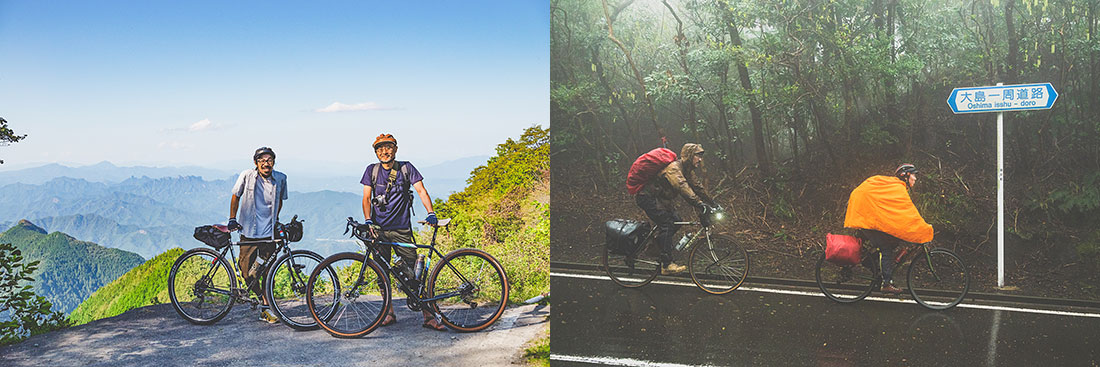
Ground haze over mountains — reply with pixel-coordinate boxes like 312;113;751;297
0;157;488;259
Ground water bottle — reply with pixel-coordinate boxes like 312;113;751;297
249;256;268;278
676;232;693;251
413;254;426;282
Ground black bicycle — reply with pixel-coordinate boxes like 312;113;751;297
168;215;340;329
305;217;509;337
603;206;749;295
815;235;970;310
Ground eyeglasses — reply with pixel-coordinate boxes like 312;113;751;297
375;145;396;152
257;158;275;164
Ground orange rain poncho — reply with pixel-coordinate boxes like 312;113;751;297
843;175;934;243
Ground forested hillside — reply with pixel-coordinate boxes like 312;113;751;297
432;126;549;304
0;221;144;314
551;0;1100;299
69;248;184;325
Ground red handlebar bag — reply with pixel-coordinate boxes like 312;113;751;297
825;233;861;266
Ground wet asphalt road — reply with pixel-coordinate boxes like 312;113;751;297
551;272;1100;366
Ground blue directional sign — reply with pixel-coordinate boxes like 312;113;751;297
947;83;1058;114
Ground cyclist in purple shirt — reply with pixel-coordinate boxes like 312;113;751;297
360;133;446;331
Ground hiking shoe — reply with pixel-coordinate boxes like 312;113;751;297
880;283;904;294
259;308;279;324
661;263;687;275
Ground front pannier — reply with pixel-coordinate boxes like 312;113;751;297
194;225;231;249
604;220;650;256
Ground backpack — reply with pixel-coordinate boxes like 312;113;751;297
194;225;231;249
626;148;678;195
367;161;415;214
604;219;651;255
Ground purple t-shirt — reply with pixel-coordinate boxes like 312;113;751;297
360;161;424;230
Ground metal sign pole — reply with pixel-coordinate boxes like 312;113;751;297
997;81;1005;288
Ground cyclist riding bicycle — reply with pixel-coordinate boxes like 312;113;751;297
360;133;446;331
635;143;718;275
843;163;933;294
227;146;288;323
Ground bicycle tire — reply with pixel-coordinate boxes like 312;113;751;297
603;240;660;288
306;252;390;338
426;248;509;332
264;249;336;330
168;247;236;325
815;250;876;303
688;233;749;294
907;248;969;310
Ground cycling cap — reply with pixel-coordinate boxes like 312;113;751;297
373;134;397;149
254;147;276;162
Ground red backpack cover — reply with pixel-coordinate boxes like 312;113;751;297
825;233;862;266
626;148;678;195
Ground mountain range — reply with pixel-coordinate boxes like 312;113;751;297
0;220;145;315
0;157;488;259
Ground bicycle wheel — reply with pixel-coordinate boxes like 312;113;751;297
168;248;236;325
908;248;969;310
426;248;509;332
688;233;749;294
603;240;660;288
265;250;336;330
306;252;389;338
815;251;876;303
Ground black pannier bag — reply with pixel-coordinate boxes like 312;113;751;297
604;220;650;255
194;225;231;249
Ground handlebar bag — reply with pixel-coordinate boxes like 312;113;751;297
194;225;231;249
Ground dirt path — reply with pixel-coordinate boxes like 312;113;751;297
1;301;548;367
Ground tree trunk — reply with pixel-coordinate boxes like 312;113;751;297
724;6;770;175
662;0;701;144
600;0;663;143
591;46;639;154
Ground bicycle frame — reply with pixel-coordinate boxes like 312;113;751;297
345;223;473;313
200;238;294;306
637;220;711;255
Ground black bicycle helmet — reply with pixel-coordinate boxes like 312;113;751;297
895;163;917;177
254;147;276;162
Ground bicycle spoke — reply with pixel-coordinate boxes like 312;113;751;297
429;250;507;331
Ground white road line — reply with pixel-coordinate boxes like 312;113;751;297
550;353;721;367
550;271;1100;318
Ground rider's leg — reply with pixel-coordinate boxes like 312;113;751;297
239;236;275;304
636;193;680;267
377;228;417;326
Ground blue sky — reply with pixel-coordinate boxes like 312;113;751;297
0;1;548;174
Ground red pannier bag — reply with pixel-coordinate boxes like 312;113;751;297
825;233;861;266
626;148;678;195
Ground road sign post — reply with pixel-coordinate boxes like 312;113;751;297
947;82;1058;289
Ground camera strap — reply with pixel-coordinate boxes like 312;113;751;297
369;162;415;215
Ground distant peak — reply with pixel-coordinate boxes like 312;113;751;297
15;219;48;234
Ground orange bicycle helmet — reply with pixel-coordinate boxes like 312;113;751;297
373;134;397;149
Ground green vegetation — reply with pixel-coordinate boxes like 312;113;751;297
0;116;27;165
433;126;549;304
522;333;550;367
69;248;184;325
0;242;70;345
0;220;144;314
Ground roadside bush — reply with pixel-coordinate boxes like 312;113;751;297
0;242;71;345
